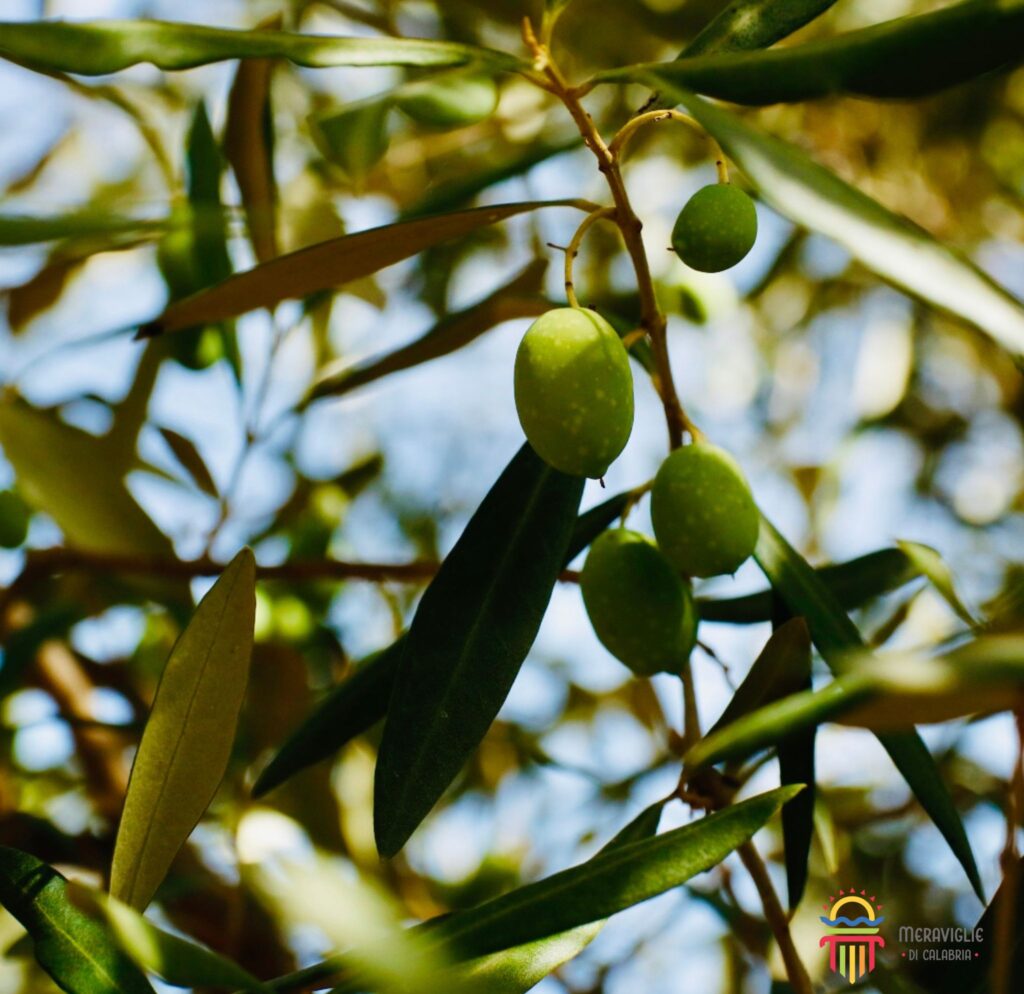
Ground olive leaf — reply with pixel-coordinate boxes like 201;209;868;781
697;547;920;624
0;397;173;557
110;549;256;909
224;18;280;264
662;88;1024;358
308;260;548;402
252;484;629;798
753;514;984;901
897;540;977;628
683;0;840;56
139;200;594;335
374;444;585;856
0;212;167;246
423;786;801;959
70;886;271;992
0;19;526;75
596;0;1024;103
0;847;155;994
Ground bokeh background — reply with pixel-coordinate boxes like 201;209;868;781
1;0;1023;991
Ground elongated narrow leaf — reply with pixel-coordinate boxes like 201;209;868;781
426;787;801;959
252;487;629;797
374;445;585;856
73;887;270;992
657;89;1024;357
0;20;525;75
597;0;1024;103
897;540;977;627
140;200;591;335
683;0;839;56
0;212;166;246
704;617;814;908
421;802;665;994
111;549;256;909
753;514;984;900
159;426;219;497
309;260;547;401
224;19;280;264
697;547;919;624
0;847;154;994
0;398;172;557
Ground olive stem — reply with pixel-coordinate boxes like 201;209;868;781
564;206;618;308
608;109;729;184
521;17;694;449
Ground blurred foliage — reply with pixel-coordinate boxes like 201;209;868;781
0;1;1022;993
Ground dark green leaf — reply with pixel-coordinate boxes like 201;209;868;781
655;90;1024;356
596;0;1024;103
0;20;526;75
252;485;633;797
697;547;919;624
425;787;802;958
753;514;984;900
683;0;839;56
374;444;585;856
139;200;593;335
111;549;256;909
158;426;219;497
308;260;547;402
0;847;154;994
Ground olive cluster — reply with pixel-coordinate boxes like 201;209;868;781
513;309;758;676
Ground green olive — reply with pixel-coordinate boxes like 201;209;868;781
514;307;633;478
581;529;697;676
671;184;757;273
651;442;759;577
396;72;499;129
0;490;29;548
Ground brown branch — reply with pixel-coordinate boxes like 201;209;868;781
11;547;584;586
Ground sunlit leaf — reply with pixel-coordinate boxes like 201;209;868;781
656;89;1024;357
753;514;983;899
596;0;1024;103
252;486;631;798
374;444;585;856
71;886;270;992
139;200;593;335
897;540;977;627
0;847;154;994
0;212;166;246
110;549;256;909
0;396;172;557
309;260;547;402
0;20;526;75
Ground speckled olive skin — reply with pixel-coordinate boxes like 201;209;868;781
671;184;757;273
581;529;697;676
514;308;634;478
651;443;759;577
396;73;499;128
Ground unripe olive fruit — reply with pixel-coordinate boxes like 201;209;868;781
0;490;29;548
671;184;757;273
396;73;498;129
581;529;697;676
514;307;633;478
651;442;759;577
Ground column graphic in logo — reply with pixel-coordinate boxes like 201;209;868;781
819;890;885;984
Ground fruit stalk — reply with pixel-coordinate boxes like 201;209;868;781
522;18;691;449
